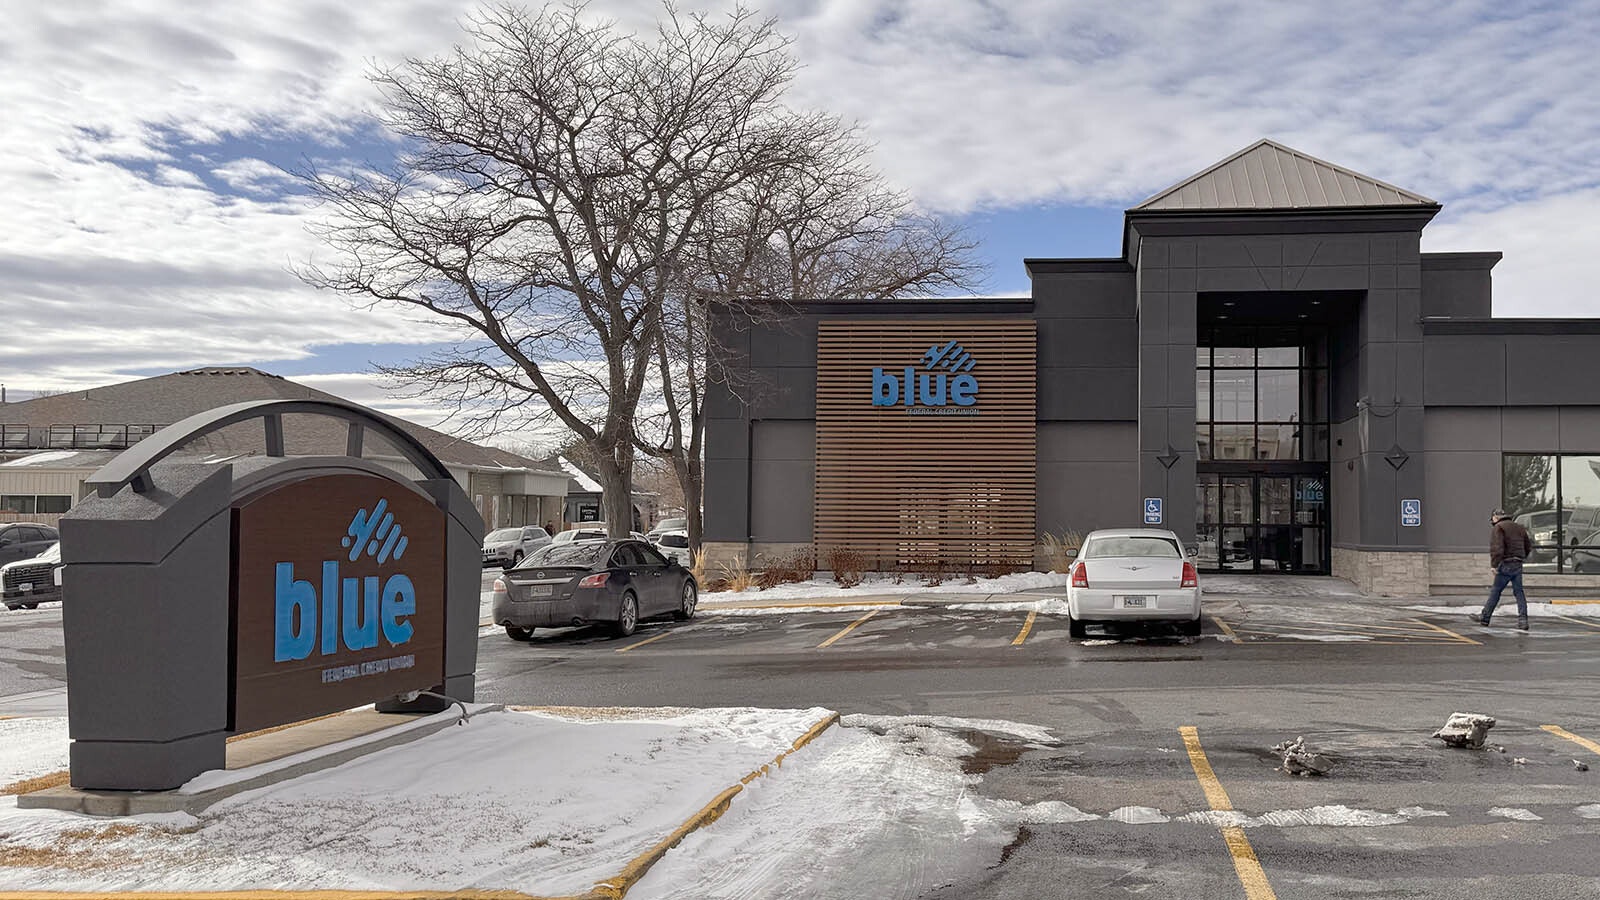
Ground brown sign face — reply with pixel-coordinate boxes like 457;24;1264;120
232;473;446;733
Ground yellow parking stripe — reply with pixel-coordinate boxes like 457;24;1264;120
1209;615;1237;639
1410;618;1481;645
1552;599;1600;605
1011;611;1038;646
1179;726;1278;900
615;631;673;653
817;610;879;648
1542;724;1600;758
1549;612;1600;630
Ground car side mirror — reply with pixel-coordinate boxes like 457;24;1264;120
665;556;679;568
1186;545;1199;558
1064;548;1078;559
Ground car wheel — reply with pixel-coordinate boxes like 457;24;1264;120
674;580;698;621
1181;617;1202;637
510;551;523;568
504;625;535;642
613;593;638;638
1068;617;1087;639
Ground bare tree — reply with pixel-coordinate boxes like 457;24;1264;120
298;3;834;537
633;129;980;551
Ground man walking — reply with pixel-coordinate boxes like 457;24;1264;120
1475;509;1533;629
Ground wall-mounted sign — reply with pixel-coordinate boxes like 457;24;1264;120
234;474;446;733
1144;497;1163;525
871;339;981;415
1400;498;1422;527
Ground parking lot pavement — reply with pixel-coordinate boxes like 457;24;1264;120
929;718;1600;900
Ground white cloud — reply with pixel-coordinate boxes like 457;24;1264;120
1;0;1598;417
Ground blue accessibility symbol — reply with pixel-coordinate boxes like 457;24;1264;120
1144;497;1163;524
1400;498;1422;528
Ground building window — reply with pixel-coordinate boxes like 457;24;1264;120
0;495;72;514
1503;453;1600;574
1196;326;1330;463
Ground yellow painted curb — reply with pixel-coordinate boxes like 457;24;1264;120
581;711;841;900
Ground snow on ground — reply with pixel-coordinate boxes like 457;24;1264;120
1407;603;1600;618
945;598;1071;614
700;571;1070;604
1487;807;1544;822
0;717;68;785
0;706;832;895
629;716;1024;900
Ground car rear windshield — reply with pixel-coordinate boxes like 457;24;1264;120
659;534;689;548
485;528;521;542
522;543;606;569
1081;536;1181;559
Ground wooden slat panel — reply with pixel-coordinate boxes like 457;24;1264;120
814;320;1037;570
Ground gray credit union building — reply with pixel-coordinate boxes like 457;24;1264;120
703;140;1600;596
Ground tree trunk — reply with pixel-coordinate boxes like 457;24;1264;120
592;447;636;538
676;454;704;554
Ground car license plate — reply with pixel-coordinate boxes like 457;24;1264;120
1119;595;1149;608
17;583;31;593
529;584;554;597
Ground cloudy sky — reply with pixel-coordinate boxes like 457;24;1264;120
4;0;1599;441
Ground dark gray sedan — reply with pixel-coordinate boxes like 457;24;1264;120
491;539;698;641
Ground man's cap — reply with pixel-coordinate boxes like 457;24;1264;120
1491;509;1507;518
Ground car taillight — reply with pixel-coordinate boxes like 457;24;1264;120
1071;563;1089;589
1181;562;1198;588
579;573;610;589
492;578;507;596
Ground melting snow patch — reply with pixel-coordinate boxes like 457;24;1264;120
1488;807;1543;821
1281;634;1371;642
1178;806;1417;829
1009;800;1101;824
1573;804;1600;819
1109;806;1170;824
1398;807;1449;819
945;599;1071;614
842;714;1055;746
1256;806;1408;827
1406;603;1600;619
1078;639;1120;646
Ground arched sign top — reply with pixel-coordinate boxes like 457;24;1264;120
84;398;455;498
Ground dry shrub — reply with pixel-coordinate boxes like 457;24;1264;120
824;547;869;588
717;560;758;593
689;551;711;589
757;549;815;590
1040;531;1085;573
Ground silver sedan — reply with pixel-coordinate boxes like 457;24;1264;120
1065;528;1202;638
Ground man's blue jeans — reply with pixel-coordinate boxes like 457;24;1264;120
1481;562;1528;622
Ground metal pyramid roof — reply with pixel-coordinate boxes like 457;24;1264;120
1131;139;1437;212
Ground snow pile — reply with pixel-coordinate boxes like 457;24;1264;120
0;706;833;895
0;717;69;786
700;571;1070;603
1432;712;1496;749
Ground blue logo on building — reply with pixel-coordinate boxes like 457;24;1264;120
872;340;980;413
274;499;418;662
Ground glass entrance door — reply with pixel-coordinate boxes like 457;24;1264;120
1196;472;1329;574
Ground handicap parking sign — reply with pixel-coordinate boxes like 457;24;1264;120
1401;498;1422;527
1144;497;1163;525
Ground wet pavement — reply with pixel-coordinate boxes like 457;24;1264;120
472;598;1600;898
